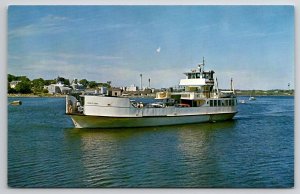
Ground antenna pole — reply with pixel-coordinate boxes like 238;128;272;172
202;57;205;71
140;74;143;91
216;77;219;95
231;78;235;94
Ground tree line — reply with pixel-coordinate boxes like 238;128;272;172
8;74;111;94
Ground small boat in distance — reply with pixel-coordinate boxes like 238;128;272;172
10;100;22;106
249;96;256;101
249;90;256;101
66;58;238;128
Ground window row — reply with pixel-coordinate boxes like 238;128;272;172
209;99;237;107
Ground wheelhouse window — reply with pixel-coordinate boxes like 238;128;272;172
225;100;228;106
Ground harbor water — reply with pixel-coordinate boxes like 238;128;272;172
8;96;294;188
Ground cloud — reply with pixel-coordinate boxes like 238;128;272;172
8;52;123;80
9;50;186;88
9;51;293;90
32;52;122;61
40;15;68;23
9;14;70;38
80;65;186;88
237;30;287;38
216;69;293;90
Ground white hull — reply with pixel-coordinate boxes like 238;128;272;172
66;59;238;129
69;112;237;128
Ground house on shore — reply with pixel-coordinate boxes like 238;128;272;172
9;81;21;88
108;87;123;97
46;82;72;95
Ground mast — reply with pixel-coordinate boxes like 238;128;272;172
202;57;205;72
231;78;235;93
198;57;205;73
140;74;143;91
216;77;219;95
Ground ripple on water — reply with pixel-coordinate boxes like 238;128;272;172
8;97;294;188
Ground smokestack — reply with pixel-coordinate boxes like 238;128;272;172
148;78;150;88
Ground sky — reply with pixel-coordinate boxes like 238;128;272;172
8;6;294;90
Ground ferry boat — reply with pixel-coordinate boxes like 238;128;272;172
66;60;237;128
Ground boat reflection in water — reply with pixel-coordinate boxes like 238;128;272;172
64;120;236;187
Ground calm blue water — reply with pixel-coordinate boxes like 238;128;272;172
8;96;294;188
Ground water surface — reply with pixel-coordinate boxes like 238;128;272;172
8;96;294;188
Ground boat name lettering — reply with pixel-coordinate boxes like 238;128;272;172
87;102;98;105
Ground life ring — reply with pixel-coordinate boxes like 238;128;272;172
68;104;73;113
160;92;166;98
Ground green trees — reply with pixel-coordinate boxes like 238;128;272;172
8;82;16;94
31;78;45;94
14;81;32;94
56;76;70;85
64;79;70;86
79;79;89;88
88;81;97;88
8;74;30;82
8;74;16;82
79;79;111;89
8;73;112;94
44;79;56;86
8;74;31;94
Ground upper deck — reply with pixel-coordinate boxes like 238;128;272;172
179;59;215;87
179;70;215;86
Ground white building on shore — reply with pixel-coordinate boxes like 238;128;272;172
126;84;138;91
46;82;72;94
9;81;21;88
70;79;85;91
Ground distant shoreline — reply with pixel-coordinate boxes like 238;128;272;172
8;94;66;98
7;93;294;98
237;95;294;97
